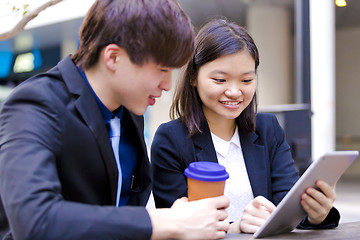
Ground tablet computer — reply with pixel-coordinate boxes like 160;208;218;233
253;150;359;239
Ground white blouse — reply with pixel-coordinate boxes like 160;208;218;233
211;127;254;222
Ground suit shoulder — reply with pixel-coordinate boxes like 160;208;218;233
157;119;187;132
5;56;78;107
6;67;64;101
256;112;277;123
255;113;282;132
254;113;285;141
154;119;190;140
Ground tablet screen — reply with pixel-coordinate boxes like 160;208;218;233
253;150;359;239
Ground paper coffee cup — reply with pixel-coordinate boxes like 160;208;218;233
184;162;229;201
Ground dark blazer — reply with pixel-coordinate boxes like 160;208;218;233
0;56;152;240
151;113;339;228
151;113;299;208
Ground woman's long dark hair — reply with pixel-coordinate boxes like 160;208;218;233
170;18;260;136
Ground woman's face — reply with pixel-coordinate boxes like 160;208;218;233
196;50;257;124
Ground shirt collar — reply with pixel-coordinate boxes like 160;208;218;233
230;126;241;148
211;126;240;157
77;67;123;123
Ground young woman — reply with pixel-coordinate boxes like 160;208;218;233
151;18;340;234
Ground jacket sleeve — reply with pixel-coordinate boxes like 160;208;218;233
0;82;152;240
151;122;190;208
258;113;300;205
297;207;340;230
260;114;340;229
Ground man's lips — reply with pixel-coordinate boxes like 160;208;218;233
149;95;160;106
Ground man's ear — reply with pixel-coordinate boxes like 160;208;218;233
102;44;125;71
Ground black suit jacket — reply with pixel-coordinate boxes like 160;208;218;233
151;113;299;208
151;114;339;228
0;56;152;240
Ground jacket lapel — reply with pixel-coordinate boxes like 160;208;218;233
192;121;218;163
239;129;268;198
125;112;152;206
191;118;269;199
58;56;118;205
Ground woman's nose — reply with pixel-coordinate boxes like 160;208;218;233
225;88;242;98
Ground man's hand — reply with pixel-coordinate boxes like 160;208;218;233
149;195;230;240
301;180;336;225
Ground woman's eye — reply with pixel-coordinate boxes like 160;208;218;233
243;79;253;83
212;78;225;83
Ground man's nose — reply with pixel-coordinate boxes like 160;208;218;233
160;72;172;91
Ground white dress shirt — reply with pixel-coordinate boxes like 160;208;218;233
211;127;254;222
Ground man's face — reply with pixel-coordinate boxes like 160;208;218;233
107;52;173;115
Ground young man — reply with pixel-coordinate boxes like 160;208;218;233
0;0;230;239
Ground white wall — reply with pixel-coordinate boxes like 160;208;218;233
247;4;293;106
310;0;336;160
336;27;360;138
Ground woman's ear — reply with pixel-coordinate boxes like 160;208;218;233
191;77;198;87
102;44;125;72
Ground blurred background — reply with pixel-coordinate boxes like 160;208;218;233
0;0;359;221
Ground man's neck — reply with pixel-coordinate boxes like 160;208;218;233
85;66;120;112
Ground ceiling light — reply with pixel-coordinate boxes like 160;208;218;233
336;0;347;7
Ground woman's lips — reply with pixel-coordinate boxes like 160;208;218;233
219;100;242;109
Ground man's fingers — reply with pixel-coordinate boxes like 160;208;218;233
218;220;230;232
171;196;188;208
213;231;227;240
216;208;228;221
210;195;231;209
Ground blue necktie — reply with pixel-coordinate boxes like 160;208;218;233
109;116;122;207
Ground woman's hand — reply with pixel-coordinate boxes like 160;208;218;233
228;196;276;234
301;180;336;225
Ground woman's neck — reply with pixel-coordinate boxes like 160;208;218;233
207;118;236;141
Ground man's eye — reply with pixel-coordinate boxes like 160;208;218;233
160;69;169;73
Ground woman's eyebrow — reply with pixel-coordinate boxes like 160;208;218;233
209;70;256;76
